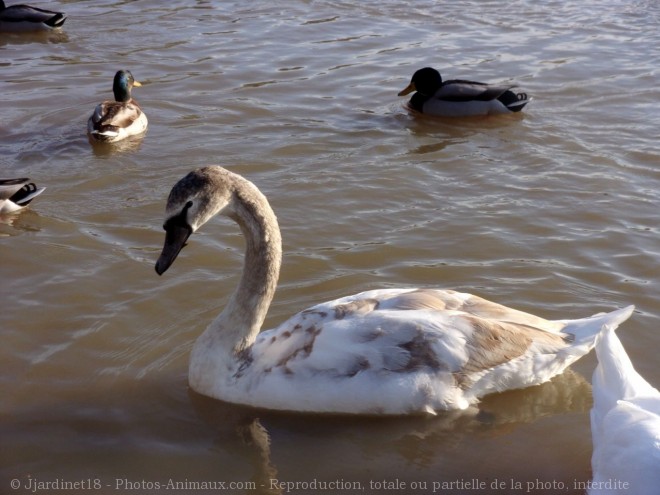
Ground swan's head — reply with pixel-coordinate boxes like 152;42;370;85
155;167;234;275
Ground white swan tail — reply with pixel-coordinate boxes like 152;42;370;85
564;305;634;346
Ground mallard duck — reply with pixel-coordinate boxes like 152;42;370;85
590;324;660;493
398;67;530;117
87;70;148;143
154;166;634;415
0;178;45;213
0;1;65;31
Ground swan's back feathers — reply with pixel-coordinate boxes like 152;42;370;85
226;289;632;413
590;324;660;494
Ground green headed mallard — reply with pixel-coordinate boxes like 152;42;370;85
87;70;148;143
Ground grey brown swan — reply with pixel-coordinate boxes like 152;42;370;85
155;166;633;415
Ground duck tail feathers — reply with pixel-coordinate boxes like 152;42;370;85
11;183;46;206
89;127;120;142
499;90;531;112
45;13;66;28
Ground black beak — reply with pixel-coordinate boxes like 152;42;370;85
155;224;192;275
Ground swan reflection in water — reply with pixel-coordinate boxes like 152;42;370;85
189;370;593;495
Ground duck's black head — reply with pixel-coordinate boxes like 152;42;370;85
411;67;443;95
398;67;443;97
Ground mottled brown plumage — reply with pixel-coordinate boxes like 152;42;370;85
155;166;633;414
87;70;148;143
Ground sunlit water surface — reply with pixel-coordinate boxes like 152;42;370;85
2;1;659;493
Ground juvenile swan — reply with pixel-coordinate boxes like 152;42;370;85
155;166;634;415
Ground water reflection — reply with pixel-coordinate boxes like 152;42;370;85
0;209;44;231
189;370;591;491
88;135;147;156
400;109;526;155
0;367;591;493
0;30;69;46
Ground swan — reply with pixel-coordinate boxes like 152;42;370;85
155;166;634;415
398;67;530;117
589;323;660;494
0;177;45;214
87;70;148;143
0;1;65;31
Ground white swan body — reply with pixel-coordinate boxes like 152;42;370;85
156;166;633;415
0;177;45;213
590;325;660;494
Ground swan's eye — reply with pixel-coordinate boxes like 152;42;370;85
163;201;194;232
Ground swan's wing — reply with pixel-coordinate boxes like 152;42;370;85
394;289;566;332
593;325;660;408
436;80;515;102
591;398;660;492
248;289;571;382
591;324;660;475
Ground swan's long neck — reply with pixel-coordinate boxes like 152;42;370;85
208;181;282;357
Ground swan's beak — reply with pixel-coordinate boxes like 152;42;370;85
155;223;192;275
397;82;416;97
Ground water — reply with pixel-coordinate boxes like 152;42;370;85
2;1;659;493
